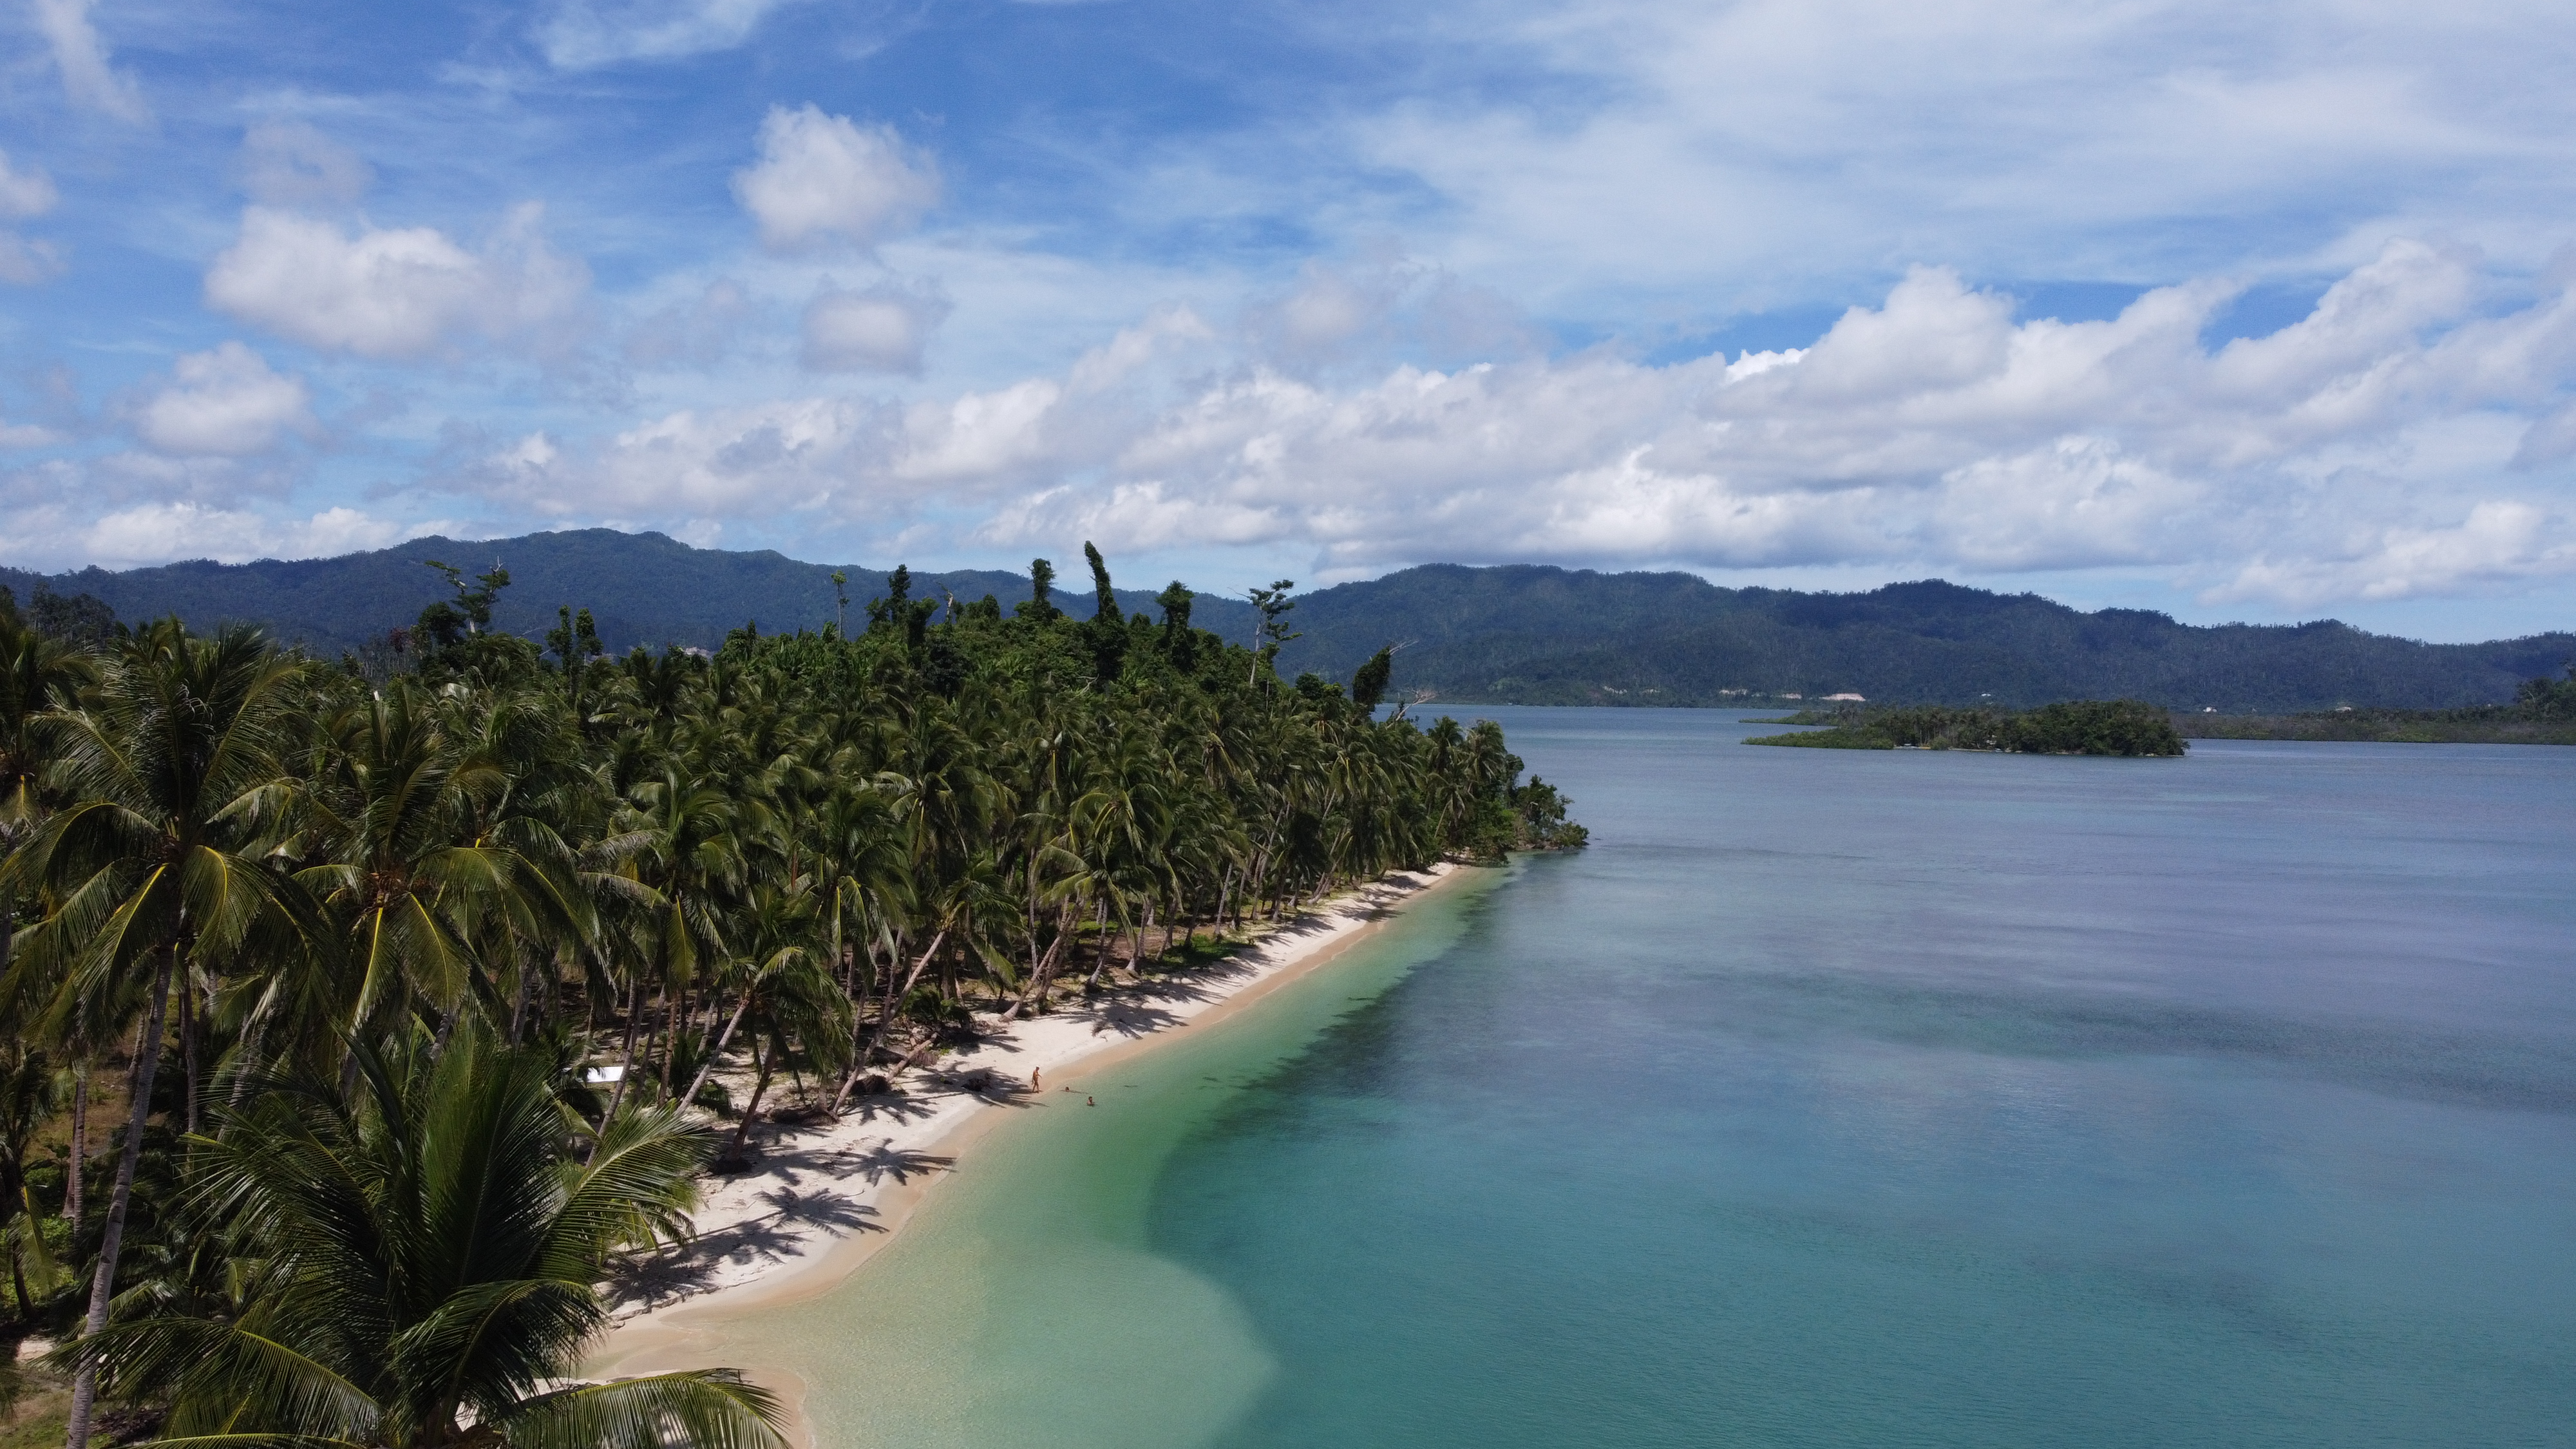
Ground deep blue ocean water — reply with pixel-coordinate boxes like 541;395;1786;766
732;708;2576;1448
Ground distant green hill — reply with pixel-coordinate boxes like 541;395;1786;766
0;529;1257;658
1266;567;2575;712
5;535;2568;712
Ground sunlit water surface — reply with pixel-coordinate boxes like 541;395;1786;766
715;710;2576;1448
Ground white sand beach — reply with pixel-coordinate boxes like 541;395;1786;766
587;864;1462;1399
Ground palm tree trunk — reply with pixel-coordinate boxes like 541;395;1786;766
635;990;661;1102
857;930;945;1072
600;967;643;1129
227;1007;267;1108
998;924;1069;1023
828;938;899;1112
507;952;533;1045
64;945;175;1449
660;976;685;1095
4;1161;28;1316
681;983;760;1113
722;1036;774;1166
1084;900;1113;989
179;971;198;1136
62;1068;84;1224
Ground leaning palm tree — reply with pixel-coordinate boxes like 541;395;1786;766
60;1018;784;1449
0;621;330;1449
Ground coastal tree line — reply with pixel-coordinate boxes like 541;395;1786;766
0;551;1582;1449
1746;699;2191;755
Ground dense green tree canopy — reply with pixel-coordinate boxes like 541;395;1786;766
0;550;1580;1449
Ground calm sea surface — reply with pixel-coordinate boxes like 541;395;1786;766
719;709;2576;1448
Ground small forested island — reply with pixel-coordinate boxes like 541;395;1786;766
1746;699;2188;756
2171;668;2576;744
0;547;1578;1449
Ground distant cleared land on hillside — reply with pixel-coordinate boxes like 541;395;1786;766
5;532;2570;714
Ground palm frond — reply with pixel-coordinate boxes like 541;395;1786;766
498;1370;786;1449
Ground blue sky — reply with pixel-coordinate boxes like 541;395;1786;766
5;0;2575;640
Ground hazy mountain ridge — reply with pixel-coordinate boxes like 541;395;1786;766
6;533;2569;712
0;529;1260;658
1275;570;2573;711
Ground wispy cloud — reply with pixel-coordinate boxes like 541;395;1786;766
31;0;149;122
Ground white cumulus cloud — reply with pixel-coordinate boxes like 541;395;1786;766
967;240;2576;604
732;105;940;253
2209;502;2576;607
135;343;315;457
80;502;430;568
442;397;895;521
408;241;2576;612
800;280;949;374
204;205;589;359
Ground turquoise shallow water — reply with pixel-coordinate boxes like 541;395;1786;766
724;709;2576;1447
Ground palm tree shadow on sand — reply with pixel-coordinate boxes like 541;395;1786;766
607;1180;893;1313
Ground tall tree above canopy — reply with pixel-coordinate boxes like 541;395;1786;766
416;560;511;652
1083;544;1121;625
1350;646;1395;710
1019;558;1058;622
1246;581;1300;685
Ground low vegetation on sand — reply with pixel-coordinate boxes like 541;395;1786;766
2172;668;2576;744
1747;699;2188;756
0;546;1579;1449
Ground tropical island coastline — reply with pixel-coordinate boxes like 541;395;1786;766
583;861;1466;1439
0;547;1579;1449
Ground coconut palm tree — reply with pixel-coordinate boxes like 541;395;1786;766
60;1018;782;1449
687;879;848;1168
0;547;1573;1449
0;621;333;1449
283;683;583;1070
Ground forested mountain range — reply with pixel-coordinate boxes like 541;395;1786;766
1280;567;2576;712
0;529;1257;660
5;530;2569;711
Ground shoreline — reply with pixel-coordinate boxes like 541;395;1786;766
585;862;1470;1435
